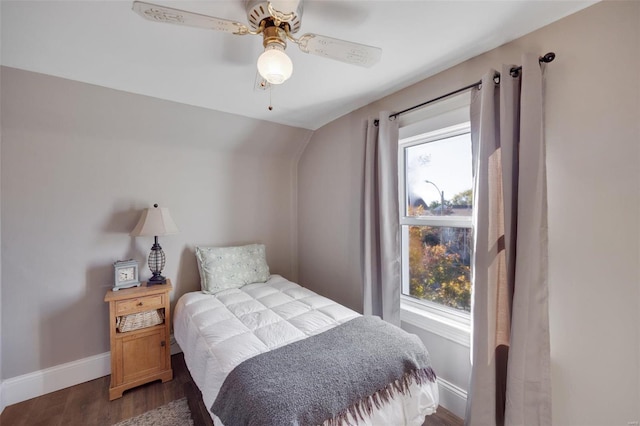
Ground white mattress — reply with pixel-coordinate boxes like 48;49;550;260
174;274;438;425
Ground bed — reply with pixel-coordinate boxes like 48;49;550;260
174;244;439;425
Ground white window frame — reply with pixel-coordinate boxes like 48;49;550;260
399;122;472;347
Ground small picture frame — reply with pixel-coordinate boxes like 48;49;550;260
113;259;141;291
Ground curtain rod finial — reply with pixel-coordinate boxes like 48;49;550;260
540;52;556;63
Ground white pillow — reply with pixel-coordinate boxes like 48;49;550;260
195;244;270;294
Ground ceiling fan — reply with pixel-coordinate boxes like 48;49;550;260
132;0;382;86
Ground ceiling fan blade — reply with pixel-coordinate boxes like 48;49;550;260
296;33;381;67
132;1;250;35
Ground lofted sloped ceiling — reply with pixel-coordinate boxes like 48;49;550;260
1;0;596;130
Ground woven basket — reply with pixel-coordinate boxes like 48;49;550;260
117;309;164;332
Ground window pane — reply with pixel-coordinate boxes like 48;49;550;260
405;133;472;217
404;225;471;312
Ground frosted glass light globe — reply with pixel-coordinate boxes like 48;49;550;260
257;44;293;85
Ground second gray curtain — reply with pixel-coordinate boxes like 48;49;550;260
466;54;552;425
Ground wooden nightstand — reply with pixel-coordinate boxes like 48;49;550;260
104;280;173;400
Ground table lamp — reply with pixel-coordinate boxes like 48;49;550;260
130;204;179;285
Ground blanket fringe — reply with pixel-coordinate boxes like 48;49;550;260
322;367;436;426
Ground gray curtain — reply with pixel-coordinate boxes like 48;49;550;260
362;112;401;325
466;54;551;425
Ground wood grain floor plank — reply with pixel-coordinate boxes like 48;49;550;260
29;388;67;426
1;397;38;426
424;406;463;426
62;377;105;426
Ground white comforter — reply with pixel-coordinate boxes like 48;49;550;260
174;274;438;425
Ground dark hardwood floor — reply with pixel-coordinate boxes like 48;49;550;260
1;353;463;426
424;406;464;426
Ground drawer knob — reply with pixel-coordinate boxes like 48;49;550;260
161;341;166;347
137;302;143;306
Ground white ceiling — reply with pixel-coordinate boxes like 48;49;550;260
1;0;596;130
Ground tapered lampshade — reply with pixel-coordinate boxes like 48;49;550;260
130;205;179;237
131;204;178;285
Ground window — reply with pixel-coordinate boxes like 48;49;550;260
399;123;473;315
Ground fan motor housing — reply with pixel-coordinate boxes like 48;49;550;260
245;0;302;33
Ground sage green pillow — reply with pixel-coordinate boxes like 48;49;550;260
195;244;270;294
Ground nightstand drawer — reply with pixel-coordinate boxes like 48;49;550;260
115;294;164;315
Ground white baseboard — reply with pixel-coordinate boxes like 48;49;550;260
3;334;182;409
437;377;467;420
2;352;111;408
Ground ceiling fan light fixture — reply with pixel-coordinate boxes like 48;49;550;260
257;43;293;85
133;1;383;88
267;0;301;22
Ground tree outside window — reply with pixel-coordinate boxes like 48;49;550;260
400;125;472;313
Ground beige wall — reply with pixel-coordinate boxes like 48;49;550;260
298;1;639;424
0;67;312;378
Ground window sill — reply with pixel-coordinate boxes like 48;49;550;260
400;297;470;347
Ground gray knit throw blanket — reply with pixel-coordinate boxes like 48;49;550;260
211;316;436;426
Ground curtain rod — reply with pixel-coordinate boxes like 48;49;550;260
387;52;556;121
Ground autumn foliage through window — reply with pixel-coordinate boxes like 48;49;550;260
400;124;473;313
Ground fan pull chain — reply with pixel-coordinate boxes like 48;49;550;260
268;85;273;111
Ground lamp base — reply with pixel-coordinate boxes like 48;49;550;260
147;274;167;286
147;238;167;286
